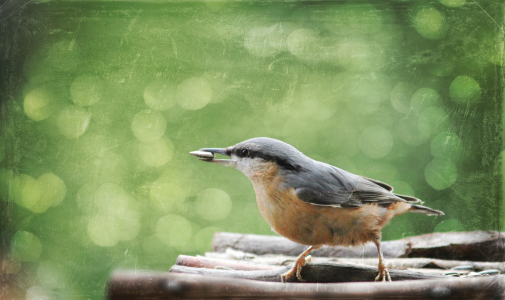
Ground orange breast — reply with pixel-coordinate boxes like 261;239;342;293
249;164;412;247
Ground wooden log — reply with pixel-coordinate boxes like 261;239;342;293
332;257;505;273
107;271;505;300
170;260;445;282
212;231;505;261
204;252;505;272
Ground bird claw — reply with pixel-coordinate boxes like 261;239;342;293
375;266;392;282
281;256;311;282
295;262;306;282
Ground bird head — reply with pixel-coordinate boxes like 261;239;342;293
190;137;305;178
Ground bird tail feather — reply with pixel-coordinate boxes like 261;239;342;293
408;204;444;216
395;194;424;204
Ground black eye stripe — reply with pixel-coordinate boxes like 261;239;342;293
233;146;298;170
235;148;251;158
236;148;262;158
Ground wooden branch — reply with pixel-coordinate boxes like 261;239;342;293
170;265;284;282
107;271;505;300
176;255;281;271
212;231;505;261
203;252;505;272
170;259;445;282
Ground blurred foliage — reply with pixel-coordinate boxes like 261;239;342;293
0;0;502;299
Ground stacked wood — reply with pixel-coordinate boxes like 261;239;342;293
107;231;505;299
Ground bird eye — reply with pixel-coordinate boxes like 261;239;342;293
241;149;250;157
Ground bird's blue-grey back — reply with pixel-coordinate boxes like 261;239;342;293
235;138;419;208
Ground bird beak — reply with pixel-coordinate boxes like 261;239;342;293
189;148;236;167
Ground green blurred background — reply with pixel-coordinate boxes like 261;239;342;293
0;0;503;299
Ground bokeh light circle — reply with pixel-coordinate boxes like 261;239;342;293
449;76;481;104
138;137;174;167
156;214;193;251
195;188;233;221
424;158;457;190
397;118;429;146
23;88;53;121
417;107;450;138
28;173;66;213
359;126;393;159
413;6;447;40
87;214;119;247
10;231;42;262
11;174;41;209
150;176;187;213
410;88;442;115
176;77;212;110
131;109;167;142
70;74;104;107
244;25;283;57
193;226;221;252
143;78;177;111
430;132;463;161
57;105;91;139
390;82;416;114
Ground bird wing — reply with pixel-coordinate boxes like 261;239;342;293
289;161;418;208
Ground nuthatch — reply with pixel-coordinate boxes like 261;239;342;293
190;137;444;282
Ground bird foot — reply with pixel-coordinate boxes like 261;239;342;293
375;265;392;282
281;255;312;282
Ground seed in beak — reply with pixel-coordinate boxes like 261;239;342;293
190;150;215;161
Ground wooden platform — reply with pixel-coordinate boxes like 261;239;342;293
107;231;505;299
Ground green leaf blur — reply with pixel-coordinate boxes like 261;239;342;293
0;1;502;299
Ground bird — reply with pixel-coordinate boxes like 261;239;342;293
190;137;444;282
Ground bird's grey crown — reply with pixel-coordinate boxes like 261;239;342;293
231;137;308;171
231;137;423;208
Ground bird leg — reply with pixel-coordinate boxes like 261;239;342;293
281;246;316;282
372;238;391;282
